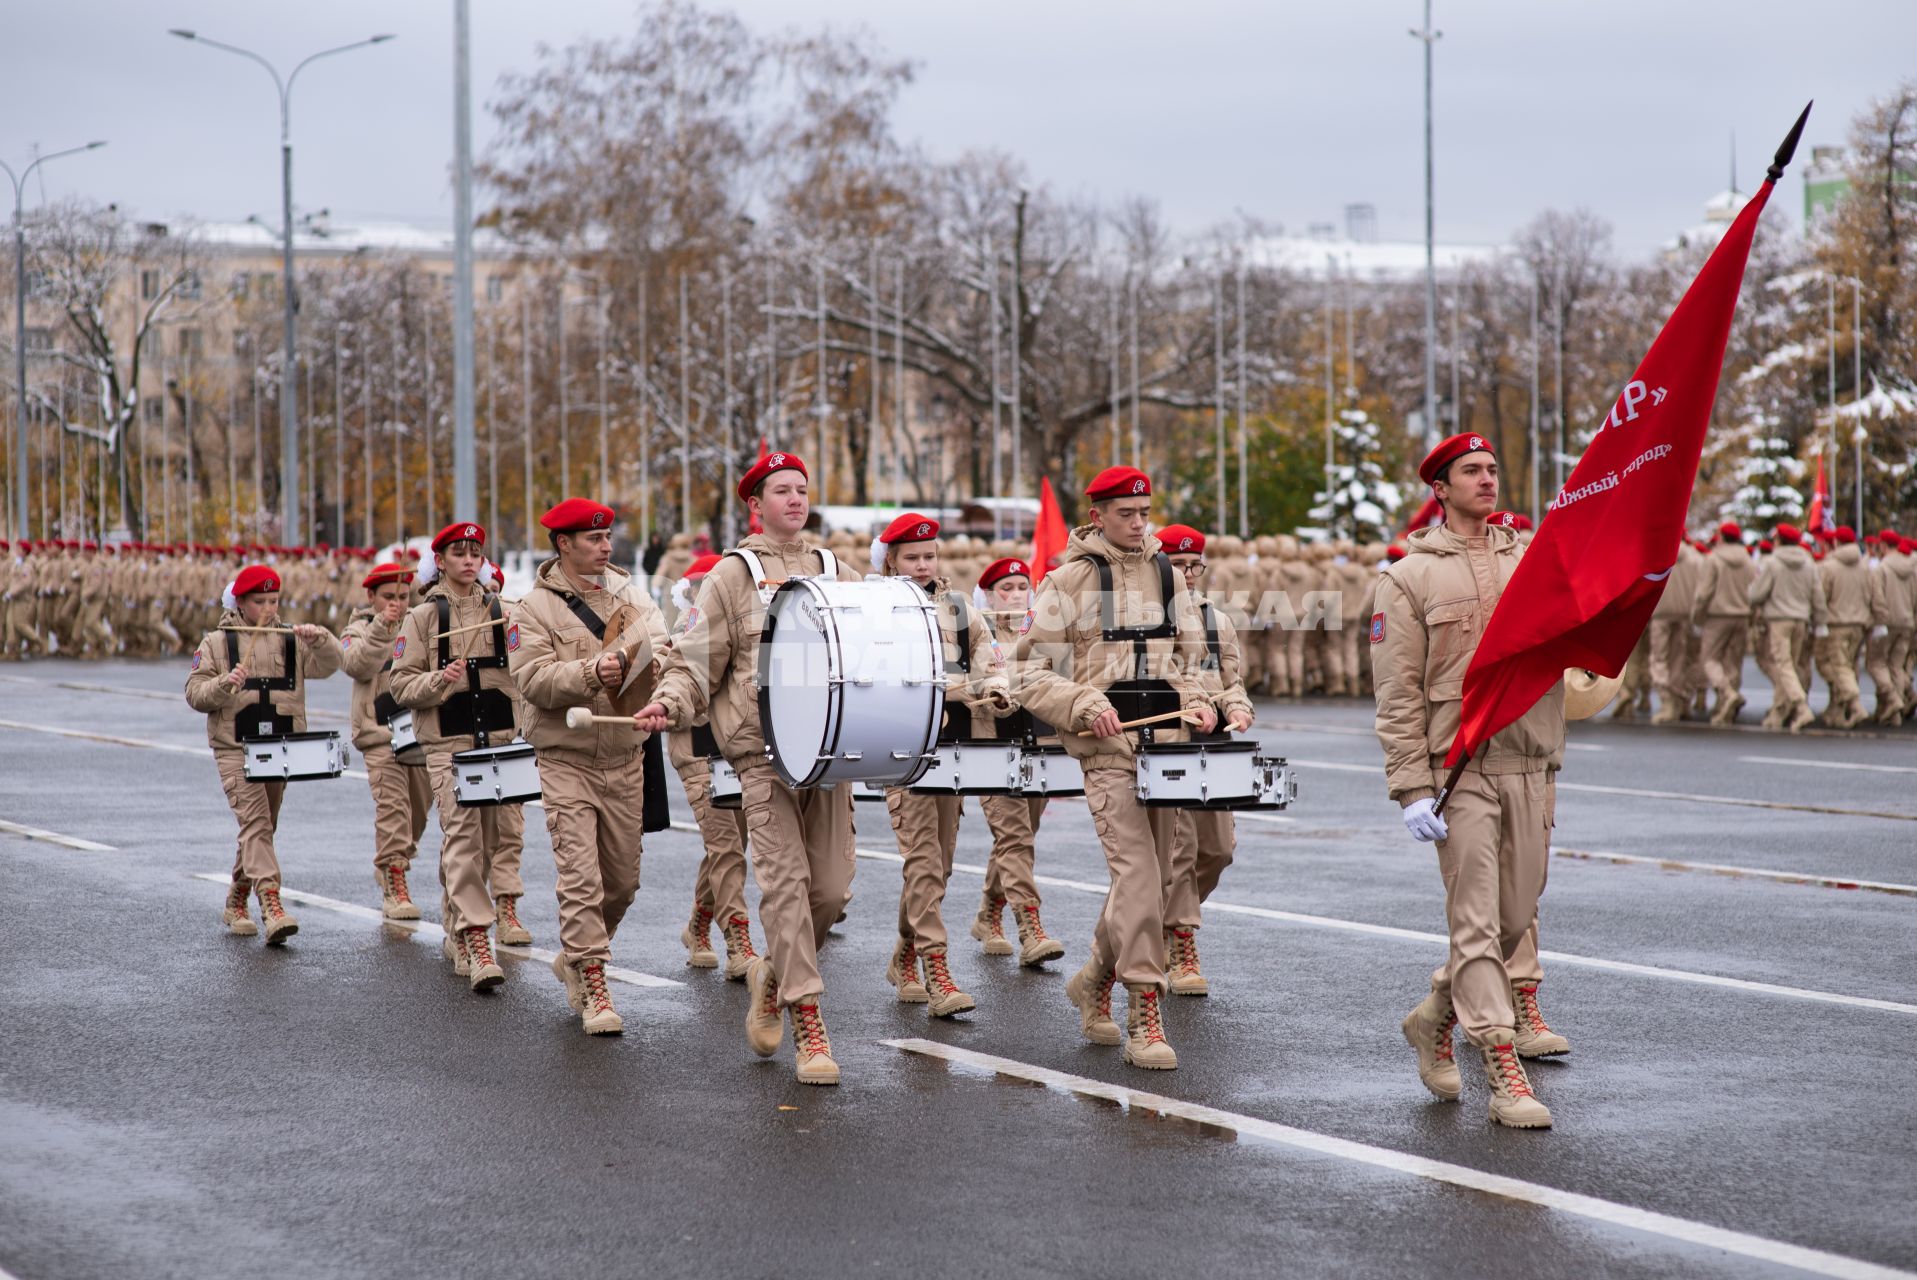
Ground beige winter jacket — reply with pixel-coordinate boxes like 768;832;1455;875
1012;526;1213;774
1871;548;1916;629
184;612;344;751
1370;524;1565;804
1748;544;1826;625
1651;541;1705;620
509;559;668;770
338;605;407;752
1693;541;1757;620
1819;543;1872;627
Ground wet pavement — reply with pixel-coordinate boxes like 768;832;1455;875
2;657;1914;1279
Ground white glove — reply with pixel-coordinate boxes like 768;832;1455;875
1871;625;1889;640
1402;798;1448;843
1814;625;1830;638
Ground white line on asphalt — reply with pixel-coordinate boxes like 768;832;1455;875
1290;758;1917;822
1554;847;1917;898
0;819;116;852
1738;755;1917;775
885;1039;1916;1280
188;874;682;988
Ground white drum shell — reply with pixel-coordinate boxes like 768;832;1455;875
1134;741;1296;810
709;756;743;810
910;741;1024;795
389;710;424;764
1018;745;1085;798
243;731;347;782
452;742;541;808
758;577;945;789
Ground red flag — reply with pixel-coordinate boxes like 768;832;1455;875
747;437;768;535
1443;107;1808;777
1402;494;1443;539
1030;476;1070;585
1805;451;1833;538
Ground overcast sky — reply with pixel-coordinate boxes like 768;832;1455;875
5;0;1911;258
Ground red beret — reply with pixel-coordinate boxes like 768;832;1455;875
404;548;422;560
432;521;486;552
1419;433;1496;485
1155;524;1206;554
1878;527;1899;545
1834;526;1856;544
737;450;807;501
1719;521;1742;541
362;562;412;590
540;498;616;533
977;556;1031;589
1758;539;1775;552
1902;538;1916;555
1086;466;1151;502
1774;523;1802;546
879;512;941;545
1385;545;1407;562
232;564;281;597
684;552;723;580
1486;511;1520;529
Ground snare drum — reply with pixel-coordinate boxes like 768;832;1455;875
1018;744;1085;798
1134;740;1296;810
452;741;541;807
242;731;347;782
388;709;424;764
709;756;742;810
758;576;945;789
910;740;1024;795
852;780;889;803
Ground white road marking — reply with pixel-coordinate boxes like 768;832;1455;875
0;819;117;852
1738;755;1917;775
1555;847;1917;898
1290;758;1917;822
885;1039;1916;1280
188;874;682;988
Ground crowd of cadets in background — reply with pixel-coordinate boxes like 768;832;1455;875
7;521;1914;730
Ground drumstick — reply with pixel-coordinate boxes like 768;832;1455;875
565;707;643;729
436;614;513;641
1071;707;1205;736
220;624;295;634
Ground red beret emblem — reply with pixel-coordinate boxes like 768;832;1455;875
1470;437;1485;451
591;511;607;528
770;453;786;467
464;525;477;539
1131;478;1146;494
1178;537;1193;550
915;522;931;538
1011;561;1023;573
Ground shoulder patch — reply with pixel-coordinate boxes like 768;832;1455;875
393;636;407;659
191;651;202;671
1370;612;1386;645
340;635;352;649
506;623;520;652
682;606;699;631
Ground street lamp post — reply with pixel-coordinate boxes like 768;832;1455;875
3;140;106;540
169;28;394;545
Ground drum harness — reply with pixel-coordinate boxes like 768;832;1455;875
553;582;673;833
1086;550;1183;744
224;627;298;742
435;593;515;749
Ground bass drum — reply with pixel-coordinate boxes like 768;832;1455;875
758;577;944;789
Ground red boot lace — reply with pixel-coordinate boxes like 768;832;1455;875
984;897;1008;941
758;967;781;1019
922;951;961;998
689;905;713;944
1018;905;1050;941
580;961;613;1013
893;940;918;980
1169;929;1199;976
226;880;250;911
791;1003;830;1058
463;926;497;969
1434;1009;1458;1064
1134;990;1167;1046
258;887;286;921
385;866;412;905
725;915;757;958
1513;985;1554;1036
1488;1042;1534;1098
495;895;520;929
1094;971;1115;1021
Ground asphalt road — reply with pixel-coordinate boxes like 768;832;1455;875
2;657;1913;1280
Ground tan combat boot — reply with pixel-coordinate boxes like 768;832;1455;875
1065;962;1121;1046
462;926;505;992
969;892;1014;956
919;947;976;1018
1122;985;1178;1070
1012;903;1064;966
682;903;718;969
789;999;841;1085
885;937;929;1004
744;958;784;1057
720;914;757;981
1165;928;1209;997
1401;992;1462;1101
1786;701;1816;733
221;879;258;937
552;952;582;1011
256;885;299;946
494;894;532;947
1511;983;1570;1057
377;865;420;921
577;959;623;1035
444;933;471;977
1481;1032;1552;1128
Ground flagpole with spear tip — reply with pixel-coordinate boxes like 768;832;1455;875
1432;100;1811;819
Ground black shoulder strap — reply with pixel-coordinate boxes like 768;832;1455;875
561;591;607;640
1200;600;1221;669
435;596;452;668
944;592;974;675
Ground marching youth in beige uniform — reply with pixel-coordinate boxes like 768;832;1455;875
967;557;1067;968
508;497;670;1036
664;553;759;980
184;563;344;945
1694;521;1757;723
339;560;435;921
1814;527;1871;728
1865;531;1915;725
1748;523;1824;733
1155;525;1256;997
1647;538;1706;723
1372;434;1565;1129
390;522;530;994
872;514;1014;1019
638;452;858;1085
1014;466;1219;1071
